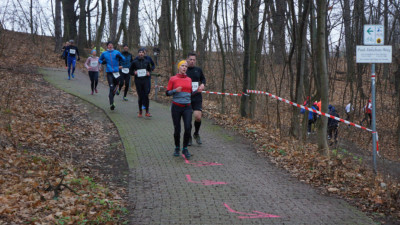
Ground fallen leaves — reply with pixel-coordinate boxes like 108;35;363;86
0;60;128;223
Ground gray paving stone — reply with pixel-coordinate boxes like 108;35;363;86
41;67;375;225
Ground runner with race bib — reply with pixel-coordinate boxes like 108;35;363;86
119;44;134;101
84;49;101;95
62;40;80;80
130;48;152;117
186;53;206;145
99;41;126;110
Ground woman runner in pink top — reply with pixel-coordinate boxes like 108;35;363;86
84;49;101;94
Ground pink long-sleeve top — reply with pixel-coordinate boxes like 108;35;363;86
84;56;101;72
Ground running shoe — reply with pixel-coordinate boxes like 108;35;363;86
173;147;180;157
188;137;192;146
123;97;128;101
116;89;120;95
193;134;202;145
71;74;75;78
95;89;98;93
138;112;143;118
68;76;71;80
145;113;152;117
110;103;115;110
182;147;191;159
91;91;93;95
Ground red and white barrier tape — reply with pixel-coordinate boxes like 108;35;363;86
247;89;380;153
155;85;248;96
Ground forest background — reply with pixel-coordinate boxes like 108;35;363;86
1;0;400;223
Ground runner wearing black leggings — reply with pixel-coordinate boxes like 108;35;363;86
99;41;126;110
119;44;134;101
166;60;193;159
84;49;101;94
130;48;152;117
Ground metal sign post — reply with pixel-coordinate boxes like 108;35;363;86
357;25;392;174
371;64;377;173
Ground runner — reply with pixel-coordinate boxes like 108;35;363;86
186;53;205;145
130;48;152;117
361;99;372;126
99;41;126;110
61;41;70;69
166;60;193;158
62;40;80;80
134;48;155;109
84;49;101;95
118;44;134;101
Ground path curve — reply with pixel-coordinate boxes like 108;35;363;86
41;67;374;224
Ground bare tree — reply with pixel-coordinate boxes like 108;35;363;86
109;0;119;43
240;0;267;118
54;0;62;52
87;0;99;47
128;0;140;48
177;0;194;57
289;0;311;138
214;0;226;113
116;0;129;44
95;0;106;53
194;0;214;68
315;0;329;153
268;0;286;64
62;0;78;41
78;0;87;55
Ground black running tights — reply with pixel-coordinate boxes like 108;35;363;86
171;104;192;148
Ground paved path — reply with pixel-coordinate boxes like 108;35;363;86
41;68;375;225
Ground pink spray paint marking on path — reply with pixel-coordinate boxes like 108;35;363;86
186;175;227;186
224;203;281;219
182;154;224;167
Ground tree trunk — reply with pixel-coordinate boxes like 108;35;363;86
240;0;266;118
54;0;62;52
290;0;310;138
316;0;329;153
214;0;226;113
78;0;87;55
232;0;238;53
194;0;214;68
109;0;119;43
170;0;177;75
128;0;140;48
177;0;194;57
95;0;106;54
343;0;355;106
30;0;34;35
158;0;170;50
62;0;78;41
87;0;98;47
116;0;128;44
269;0;286;64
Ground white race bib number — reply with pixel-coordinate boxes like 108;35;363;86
90;61;98;67
122;68;129;74
69;49;76;54
192;82;199;92
137;69;146;77
112;72;120;78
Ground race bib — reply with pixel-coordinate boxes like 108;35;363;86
90;61;98;67
137;69;146;77
192;82;199;92
69;49;76;54
122;68;129;74
112;72;120;78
